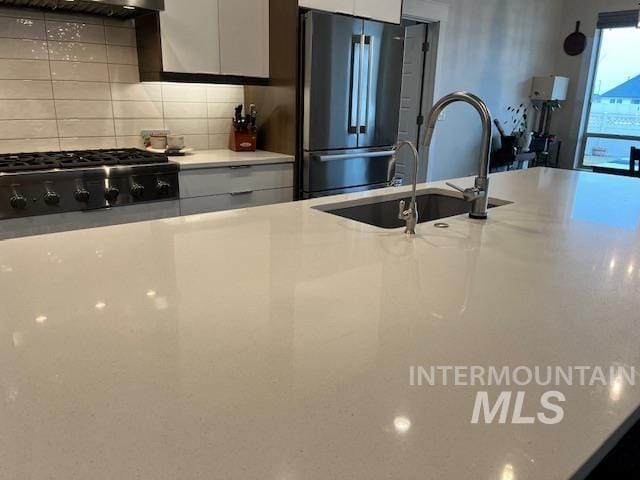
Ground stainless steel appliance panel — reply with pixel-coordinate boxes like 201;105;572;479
303;12;363;152
357;20;405;148
302;148;395;196
0;164;179;220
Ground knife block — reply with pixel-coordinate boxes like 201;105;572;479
229;122;257;152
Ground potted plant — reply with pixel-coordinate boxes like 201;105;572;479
505;103;533;152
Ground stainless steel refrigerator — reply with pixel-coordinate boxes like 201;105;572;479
301;11;405;198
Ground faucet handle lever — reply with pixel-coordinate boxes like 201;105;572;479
445;182;466;193
398;200;407;220
446;182;481;202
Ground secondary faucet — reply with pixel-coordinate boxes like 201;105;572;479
393;140;420;235
423;92;493;219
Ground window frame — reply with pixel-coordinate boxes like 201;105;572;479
578;24;640;170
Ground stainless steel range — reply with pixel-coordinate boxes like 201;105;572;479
0;149;180;239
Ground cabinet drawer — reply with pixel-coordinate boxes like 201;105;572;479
180;188;293;216
179;163;294;198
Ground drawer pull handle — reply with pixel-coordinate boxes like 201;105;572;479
230;190;254;196
229;165;252;170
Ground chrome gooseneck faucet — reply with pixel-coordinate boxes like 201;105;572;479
423;92;493;219
394;140;420;235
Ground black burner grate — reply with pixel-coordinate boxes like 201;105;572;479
0;149;169;173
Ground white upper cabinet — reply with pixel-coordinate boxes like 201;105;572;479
354;0;401;24
299;0;354;16
299;0;402;23
157;0;270;78
160;0;221;74
218;0;270;78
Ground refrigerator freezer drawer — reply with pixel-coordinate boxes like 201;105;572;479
303;148;396;194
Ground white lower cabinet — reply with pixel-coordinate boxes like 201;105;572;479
179;162;294;216
181;188;293;216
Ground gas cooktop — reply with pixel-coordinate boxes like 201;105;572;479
0;148;169;173
0;148;179;220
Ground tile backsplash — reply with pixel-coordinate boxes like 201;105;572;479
0;7;243;154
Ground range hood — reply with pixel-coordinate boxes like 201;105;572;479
0;0;164;18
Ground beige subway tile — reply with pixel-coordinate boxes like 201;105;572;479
0;119;58;139
164;118;208;135
60;136;116;150
0;138;59;153
0;59;51;80
112;101;163;118
0;38;48;60
114;118;164;136
106;45;137;65
58;118;115;137
104;17;134;28
162;83;207;102
55;100;113;119
110;82;161;101
105;26;136;47
108;64;139;83
0;16;46;39
48;41;107;62
52;81;111;100
182;134;209;150
0;100;55;119
0;7;44;20
44;11;104;25
207;102;237;118
206;85;244;103
208;134;230;149
46;21;105;44
115;135;144;148
208;118;232;134
50;61;109;81
0;80;53;99
163;102;207;118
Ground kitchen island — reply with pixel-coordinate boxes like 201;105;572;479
1;168;639;479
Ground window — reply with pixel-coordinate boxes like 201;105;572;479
580;25;640;169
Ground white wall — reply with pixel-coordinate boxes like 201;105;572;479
551;0;640;169
404;0;565;181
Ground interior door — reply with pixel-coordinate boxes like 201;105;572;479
396;24;427;184
304;12;363;151
357;20;405;149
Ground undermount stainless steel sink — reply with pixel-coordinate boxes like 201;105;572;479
313;188;512;229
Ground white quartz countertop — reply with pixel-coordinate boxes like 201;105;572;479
172;149;294;169
2;168;640;479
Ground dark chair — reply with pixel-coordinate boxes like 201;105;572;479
630;147;640;173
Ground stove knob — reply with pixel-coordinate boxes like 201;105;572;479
156;181;171;196
75;189;90;203
104;187;119;203
44;191;60;206
10;194;27;210
130;184;145;199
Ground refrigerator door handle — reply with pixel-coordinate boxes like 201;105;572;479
318;150;395;162
348;35;362;135
359;35;374;134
